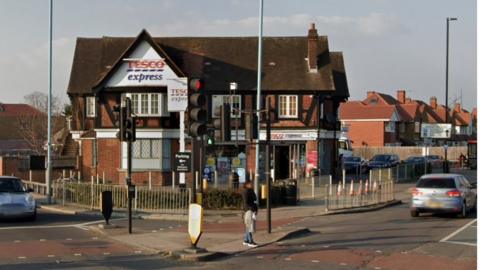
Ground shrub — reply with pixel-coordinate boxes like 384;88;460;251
203;189;243;210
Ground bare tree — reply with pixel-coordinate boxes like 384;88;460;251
14;92;67;155
24;91;62;115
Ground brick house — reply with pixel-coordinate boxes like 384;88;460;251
0;103;45;156
340;90;476;147
66;24;349;185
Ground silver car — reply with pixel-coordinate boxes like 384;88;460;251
0;176;37;221
410;174;476;218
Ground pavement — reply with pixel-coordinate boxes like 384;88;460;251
31;182;410;262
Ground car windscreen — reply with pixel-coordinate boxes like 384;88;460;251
406;157;424;162
344;157;361;162
416;178;456;189
371;155;389;162
0;179;25;193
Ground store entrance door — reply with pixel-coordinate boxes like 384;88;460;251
275;145;290;180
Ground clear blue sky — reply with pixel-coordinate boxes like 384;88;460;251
0;0;476;110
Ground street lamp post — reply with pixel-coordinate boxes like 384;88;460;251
444;17;457;173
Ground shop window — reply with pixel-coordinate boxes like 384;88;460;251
278;95;298;118
126;93;168;117
212;95;241;118
86;96;96;117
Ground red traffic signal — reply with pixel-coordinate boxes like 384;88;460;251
189;78;204;92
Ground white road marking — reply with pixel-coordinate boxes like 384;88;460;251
441;240;477;247
18;256;26;260
0;218;125;231
13;240;20;243
91;237;98;240
340;263;347;266
47;255;55;258
39;239;46;242
74;253;82;256
375;250;382;253
257;256;263;259
285;257;291;261
75;226;90;231
134;250;142;254
103;252;111;255
311;260;319;263
374;267;382;270
66;238;72;241
322;245;330;248
152;230;157;233
440;219;477;244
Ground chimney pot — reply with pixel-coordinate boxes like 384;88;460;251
397;90;406;104
430;97;437;109
455;103;461;113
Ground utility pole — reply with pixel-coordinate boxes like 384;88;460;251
444;17;457;173
46;0;53;204
254;0;264;199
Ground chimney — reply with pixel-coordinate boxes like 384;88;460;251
454;103;461;113
397;90;406;104
307;23;319;72
367;91;376;98
430;97;437;109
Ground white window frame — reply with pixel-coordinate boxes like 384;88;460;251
278;95;298;118
385;121;396;133
212;95;241;118
126;93;168;117
86;96;96;117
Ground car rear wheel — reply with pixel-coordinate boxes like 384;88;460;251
459;202;467;218
410;210;419;217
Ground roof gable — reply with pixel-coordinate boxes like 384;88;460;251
94;29;185;90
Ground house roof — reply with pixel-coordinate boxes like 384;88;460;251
0;103;42;117
68;30;348;95
339;101;396;120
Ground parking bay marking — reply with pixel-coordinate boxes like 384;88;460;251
439;219;477;246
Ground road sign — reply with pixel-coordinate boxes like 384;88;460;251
206;157;216;167
188;203;203;246
174;152;192;172
232;157;241;167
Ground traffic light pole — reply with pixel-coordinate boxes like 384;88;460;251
127;139;133;234
265;98;271;234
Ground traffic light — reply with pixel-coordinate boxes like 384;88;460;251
188;78;207;137
116;98;136;142
214;104;231;142
206;128;215;145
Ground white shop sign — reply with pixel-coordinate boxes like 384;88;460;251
167;78;188;112
106;40;179;87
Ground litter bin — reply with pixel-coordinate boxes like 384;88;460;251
285;180;297;206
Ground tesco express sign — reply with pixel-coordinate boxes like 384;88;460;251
125;59;165;83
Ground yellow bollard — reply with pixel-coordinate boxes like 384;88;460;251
202;178;208;191
196;192;203;205
261;184;268;200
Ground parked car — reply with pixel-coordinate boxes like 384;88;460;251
0;176;37;221
343;156;366;174
425;155;443;168
410;174;476;218
404;156;427;165
366;154;400;170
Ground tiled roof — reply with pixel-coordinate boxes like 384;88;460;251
339;101;395;120
67;29;348;95
0;103;42;117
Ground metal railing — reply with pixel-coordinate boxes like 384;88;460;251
325;179;395;211
23;181;48;196
24;180;191;213
297;175;332;200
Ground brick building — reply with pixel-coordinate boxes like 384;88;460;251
340;90;476;147
66;24;349;185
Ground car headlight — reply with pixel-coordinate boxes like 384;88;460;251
25;195;35;207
